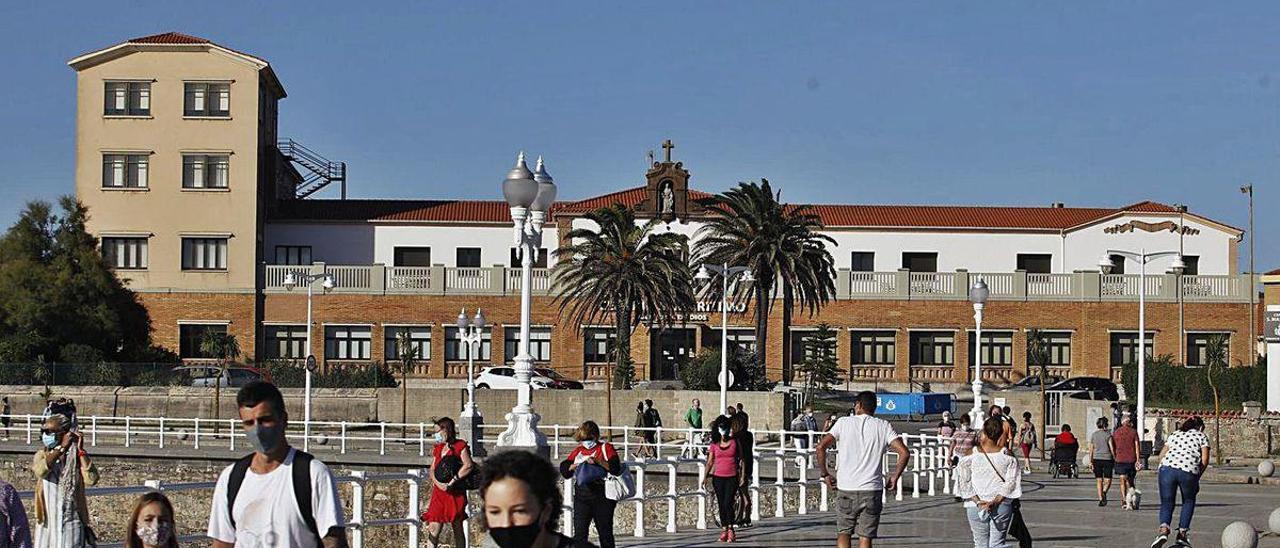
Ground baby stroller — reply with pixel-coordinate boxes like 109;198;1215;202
1050;440;1079;479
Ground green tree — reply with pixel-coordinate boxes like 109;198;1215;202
795;323;840;406
1204;333;1228;465
0;197;157;363
694;179;836;385
199;331;241;426
1026;329;1051;459
679;348;722;391
552;204;695;425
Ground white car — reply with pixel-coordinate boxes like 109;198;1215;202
473;366;557;390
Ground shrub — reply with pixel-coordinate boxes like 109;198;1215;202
1121;356;1266;407
679;349;721;391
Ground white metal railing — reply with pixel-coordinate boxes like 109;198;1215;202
1027;273;1073;296
447;267;490;290
848;272;897;295
387;266;432;290
909;272;955;295
506;267;551;292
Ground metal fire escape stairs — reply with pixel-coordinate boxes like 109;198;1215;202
278;139;347;199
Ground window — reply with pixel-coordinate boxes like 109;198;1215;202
445;326;491;361
324;325;371;360
910;331;954;366
1031;331;1072;366
851;331;895;365
1181;256;1199;276
386;326;432;361
510;248;549;268
705;328;757;356
790;330;834;366
504;327;552;362
274;246;312;265
583;328;616;363
456;248;482;268
184;82;230;117
394;247;432;267
1186;333;1229;367
179;324;227;359
1108;254;1127;275
1109;332;1154;366
182;238;228;270
850;252;875;272
264;325;307;360
102;154;148;188
1016;254;1052;274
902;252;938;272
102;237;148;269
968;331;1014;366
104;81;150;116
182;155;230;189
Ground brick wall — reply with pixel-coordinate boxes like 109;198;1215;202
138;292;258;358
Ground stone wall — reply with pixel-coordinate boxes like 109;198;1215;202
0;385;789;431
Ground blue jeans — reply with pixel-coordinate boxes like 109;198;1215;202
1157;466;1200;531
965;500;1014;548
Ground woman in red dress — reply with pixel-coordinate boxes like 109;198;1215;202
422;417;474;548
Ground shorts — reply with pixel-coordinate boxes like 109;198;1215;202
1114;462;1137;482
835;489;883;539
1092;459;1115;479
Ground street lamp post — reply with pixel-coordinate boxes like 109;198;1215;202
457;309;487;418
695;263;754;413
495;152;555;453
282;270;336;451
968;278;990;425
1099;249;1185;441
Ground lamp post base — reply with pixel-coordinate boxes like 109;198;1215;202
458;407;486;457
495;409;549;457
969;380;986;426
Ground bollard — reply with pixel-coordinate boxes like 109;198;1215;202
1269;507;1280;534
1221;521;1257;548
1258;460;1275;478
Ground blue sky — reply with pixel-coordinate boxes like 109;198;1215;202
1;2;1275;271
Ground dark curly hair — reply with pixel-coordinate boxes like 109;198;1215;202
479;450;563;532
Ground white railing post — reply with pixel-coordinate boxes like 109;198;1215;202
751;452;761;523
633;465;646;538
562;473;574;537
774;454;784;518
193;418;200;450
797;456;808;515
379;422;387;455
25;415;33;444
552;425;561;459
90;416;97;446
228;419;237;451
655;426;662;459
819;470;829;512
666;459;677;533
418;422;425;457
341;421;348;454
696;459;708;530
350;471;366;547
911;446;921;498
125;416;131;448
158;417;165;449
623;426;631;457
926;445;936;496
407;469;423;548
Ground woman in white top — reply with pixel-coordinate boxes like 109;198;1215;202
1149;417;1210;548
955;417;1023;548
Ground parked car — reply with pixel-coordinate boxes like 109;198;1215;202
534;368;585;389
474;366;560;390
998;374;1064;391
173;365;273;388
1047;376;1119;401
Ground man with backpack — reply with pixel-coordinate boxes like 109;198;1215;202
207;381;348;548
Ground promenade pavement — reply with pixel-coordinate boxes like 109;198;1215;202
624;472;1280;547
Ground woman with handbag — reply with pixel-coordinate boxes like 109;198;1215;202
422;417;474;548
31;413;98;548
955;417;1023;548
558;421;622;548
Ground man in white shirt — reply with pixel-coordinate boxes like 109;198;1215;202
207;381;348;548
815;391;910;548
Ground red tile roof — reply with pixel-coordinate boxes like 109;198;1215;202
128;32;210;44
1266;268;1280;276
805;204;1119;230
273;199;519;223
554;186;714;214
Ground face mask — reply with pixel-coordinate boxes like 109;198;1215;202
488;511;544;548
582;440;598;450
433;432;445;444
42;433;58;449
136;522;173;546
718;428;730;437
247;423;284;455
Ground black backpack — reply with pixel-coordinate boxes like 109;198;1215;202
227;450;321;542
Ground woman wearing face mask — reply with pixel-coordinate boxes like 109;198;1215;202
422;417;473;548
125;492;178;548
481;450;595;548
31;413;98;548
955;417;1023;548
703;416;743;542
559;421;621;548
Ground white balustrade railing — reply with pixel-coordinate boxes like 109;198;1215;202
1027;273;1073;296
909;272;955;295
505;267;551;292
973;273;1015;296
848;271;897;295
263;265;311;289
387;266;432;290
1181;274;1238;298
326;265;374;290
447;267;490;290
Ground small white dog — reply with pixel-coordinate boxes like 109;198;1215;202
1125;488;1142;510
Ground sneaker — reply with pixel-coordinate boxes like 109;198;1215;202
1099;499;1107;507
727;529;736;542
1150;533;1169;548
1174;530;1191;547
719;530;728;542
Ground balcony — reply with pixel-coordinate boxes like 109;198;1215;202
263;263;1252;302
835;269;1251;303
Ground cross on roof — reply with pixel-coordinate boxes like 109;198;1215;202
662;139;674;162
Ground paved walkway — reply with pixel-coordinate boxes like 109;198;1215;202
623;473;1280;547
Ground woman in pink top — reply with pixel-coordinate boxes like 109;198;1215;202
703;417;743;542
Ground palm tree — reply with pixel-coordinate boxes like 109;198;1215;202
1026;329;1051;460
552;204;695;426
199;331;240;427
694;179;836;385
1204;333;1229;466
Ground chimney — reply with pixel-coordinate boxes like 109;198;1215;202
1051;202;1065;208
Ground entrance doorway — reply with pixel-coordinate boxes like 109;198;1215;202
650;328;696;381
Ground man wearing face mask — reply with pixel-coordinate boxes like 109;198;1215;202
207;381;348;548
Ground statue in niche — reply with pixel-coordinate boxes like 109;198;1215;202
660;181;675;215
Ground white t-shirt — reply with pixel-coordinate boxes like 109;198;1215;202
1160;430;1210;474
207;449;345;548
830;414;900;491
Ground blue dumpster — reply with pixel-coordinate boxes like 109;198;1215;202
875;392;953;418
